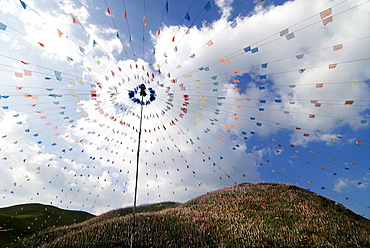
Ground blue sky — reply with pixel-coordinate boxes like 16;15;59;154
0;0;369;219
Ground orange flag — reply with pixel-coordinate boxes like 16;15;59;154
157;29;161;35
24;70;32;76
329;63;337;69
333;44;343;51
124;10;127;18
106;7;111;15
57;29;63;37
38;42;45;47
320;8;332;19
322;16;333;25
143;15;147;26
72;16;78;24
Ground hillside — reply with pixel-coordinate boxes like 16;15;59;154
18;183;370;247
0;203;94;247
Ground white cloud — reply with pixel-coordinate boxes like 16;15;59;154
333;177;368;193
215;0;234;19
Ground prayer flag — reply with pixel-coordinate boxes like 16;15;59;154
0;22;7;31
72;16;78;24
323;16;333;25
57;29;63;37
333;44;343;51
55;71;62;81
329;63;337;69
20;0;27;9
286;33;295;40
185;12;190;21
204;1;211;12
280;28;289;36
230;20;237;28
320;8;332;19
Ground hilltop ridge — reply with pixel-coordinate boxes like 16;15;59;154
17;182;370;247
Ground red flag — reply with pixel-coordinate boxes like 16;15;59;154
124;10;127;18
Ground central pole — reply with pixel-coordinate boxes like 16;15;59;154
130;86;145;248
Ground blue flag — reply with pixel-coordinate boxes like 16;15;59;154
20;0;27;9
230;20;237;28
165;1;168;13
0;22;7;31
55;71;62;81
185;12;190;21
243;46;251;52
204;1;211;12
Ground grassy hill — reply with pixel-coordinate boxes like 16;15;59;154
0;203;94;247
17;182;370;247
